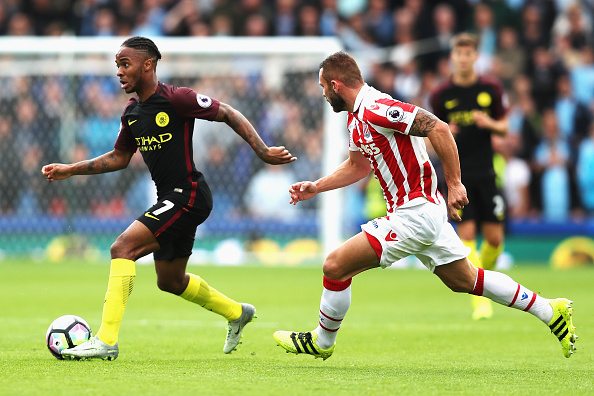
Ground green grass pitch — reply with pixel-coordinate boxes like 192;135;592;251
1;259;592;395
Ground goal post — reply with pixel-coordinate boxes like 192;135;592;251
0;36;346;264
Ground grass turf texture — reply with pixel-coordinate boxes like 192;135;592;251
1;260;592;395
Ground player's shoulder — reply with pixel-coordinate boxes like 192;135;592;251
122;97;138;113
477;75;504;90
159;82;193;97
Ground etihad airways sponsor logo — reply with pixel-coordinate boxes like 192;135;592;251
136;133;172;151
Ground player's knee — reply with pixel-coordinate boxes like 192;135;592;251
110;235;141;261
485;237;503;248
322;252;345;280
156;277;185;295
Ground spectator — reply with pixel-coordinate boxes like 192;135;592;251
7;12;34;35
274;0;299;36
530;46;566;110
533;109;571;221
297;3;320;36
0;116;22;213
363;0;394;47
569;46;594;107
493;26;526;90
493;135;531;219
576;121;594;213
162;0;202;36
244;163;299;221
319;0;339;36
554;73;591;150
552;1;592;50
519;3;550;73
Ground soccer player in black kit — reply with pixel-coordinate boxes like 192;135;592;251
429;33;508;320
41;36;296;360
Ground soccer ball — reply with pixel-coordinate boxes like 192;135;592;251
46;315;92;360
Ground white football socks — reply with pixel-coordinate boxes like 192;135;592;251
315;276;351;350
472;268;553;324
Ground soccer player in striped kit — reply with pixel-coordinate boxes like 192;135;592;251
273;51;577;359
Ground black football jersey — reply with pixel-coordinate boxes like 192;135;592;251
429;76;507;180
115;82;220;199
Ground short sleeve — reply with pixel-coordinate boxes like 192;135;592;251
169;87;220;121
490;78;509;120
114;101;138;153
363;98;418;135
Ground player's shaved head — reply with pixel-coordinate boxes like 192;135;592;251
121;36;162;67
319;51;364;88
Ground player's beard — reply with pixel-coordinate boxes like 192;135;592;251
325;90;348;113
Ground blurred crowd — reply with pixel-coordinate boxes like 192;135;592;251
0;0;593;225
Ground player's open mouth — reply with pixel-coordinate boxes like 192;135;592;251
120;82;129;89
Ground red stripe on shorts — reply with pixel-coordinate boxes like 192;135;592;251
364;231;383;259
155;208;184;237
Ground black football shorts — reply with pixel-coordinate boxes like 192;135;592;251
459;176;506;223
137;187;212;261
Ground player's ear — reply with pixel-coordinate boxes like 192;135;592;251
330;79;339;94
143;58;153;72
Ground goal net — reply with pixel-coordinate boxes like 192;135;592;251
0;36;348;265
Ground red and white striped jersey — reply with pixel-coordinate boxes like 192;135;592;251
348;84;442;213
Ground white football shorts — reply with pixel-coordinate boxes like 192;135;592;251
361;198;470;272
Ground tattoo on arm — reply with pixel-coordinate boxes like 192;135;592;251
216;103;267;157
77;151;122;174
409;108;438;137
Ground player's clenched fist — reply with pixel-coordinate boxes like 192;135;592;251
41;164;71;182
260;146;297;165
289;181;318;205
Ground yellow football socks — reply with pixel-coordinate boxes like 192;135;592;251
462;239;481;269
463;239;493;320
480;241;503;271
96;258;136;346
180;274;241;321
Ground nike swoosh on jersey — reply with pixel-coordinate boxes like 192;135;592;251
128;119;138;125
144;212;159;221
444;99;459;109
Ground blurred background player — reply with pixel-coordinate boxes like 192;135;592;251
273;51;576;360
41;36;296;360
429;33;509;320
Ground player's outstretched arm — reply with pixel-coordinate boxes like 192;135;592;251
411;108;468;221
215;102;296;165
41;149;134;182
290;150;371;205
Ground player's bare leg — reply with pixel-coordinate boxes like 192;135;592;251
435;257;577;357
274;232;379;359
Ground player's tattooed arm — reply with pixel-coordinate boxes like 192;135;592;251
409;108;438;137
216;102;296;164
74;150;132;174
216;102;268;157
42;149;133;182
